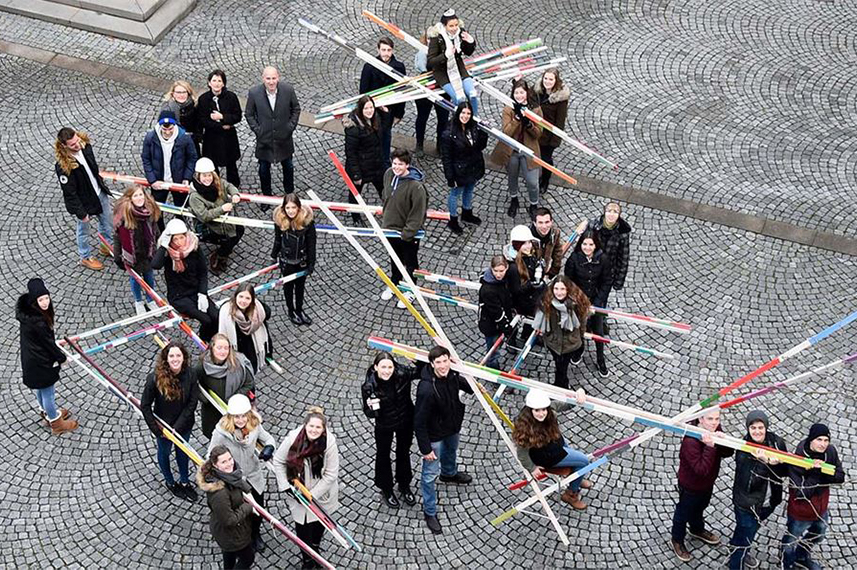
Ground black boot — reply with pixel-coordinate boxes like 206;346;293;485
528;204;537;220
461;209;482;225
297;310;312;326
350;213;363;226
286;296;302;325
447;216;463;235
506;197;519;218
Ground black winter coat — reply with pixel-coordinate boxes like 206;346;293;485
152;246;208;303
413;367;473;454
507;254;546;316
529;435;568;469
590;216;631;290
56;142;111;220
140;367;198;437
244;81;301;162
343;112;386;184
16;294;66;389
359;56;406;120
361;364;419;431
564;250;613;308
478;270;514;336
732;432;788;516
271;222;316;273
198;89;242;165
440;123;488;187
426;24;476;86
197;472;254;552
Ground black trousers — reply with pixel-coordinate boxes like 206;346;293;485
349;177;384;223
671;485;713;544
374;423;414;493
171;295;219;342
281;263;308;312
388;237;419;285
539;144;557;189
295;520;325;567
151;188;191;209
219;161;241;187
587;313;606;364
549;348;576;389
202;225;245;257
414;96;449;147
222;542;254;570
250;488;264;545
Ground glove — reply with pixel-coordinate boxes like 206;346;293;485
513;101;523;119
157;231;172;249
197;293;209;312
533;264;544;284
521;115;531;129
447;178;456;189
259;445;275;462
114;254;126;270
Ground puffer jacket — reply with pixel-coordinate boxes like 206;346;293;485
151;245;208;303
16;294;66;390
440;122;488;187
478;267;514;336
361;363;419;431
196;471;253;552
343;111;387;184
506;251;546;316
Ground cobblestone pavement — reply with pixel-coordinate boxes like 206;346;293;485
0;2;855;569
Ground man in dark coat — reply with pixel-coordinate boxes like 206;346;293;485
414;346;473;534
141;110;198;208
359;37;406;165
245;66;301;200
54;127;113;271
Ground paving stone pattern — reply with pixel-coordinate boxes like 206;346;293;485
0;4;854;570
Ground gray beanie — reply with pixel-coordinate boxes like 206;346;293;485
745;410;769;429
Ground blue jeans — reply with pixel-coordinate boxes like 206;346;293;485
552;445;590;492
33;385;59;421
129;270;156;303
484;334;503;370
442;78;478;116
506;153;540;206
421;433;460;516
258;158;294;196
156;428;191;485
76;191;113;260
729;507;761;569
448;182;475;216
782;512;828;567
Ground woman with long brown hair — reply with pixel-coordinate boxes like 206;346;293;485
112;184;162;315
196;333;255;439
218;284;272;373
343;94;387;224
273;406;340;569
504;224;546;347
532;276;590;389
271;193;316;326
141;341;199;501
533;68;570;192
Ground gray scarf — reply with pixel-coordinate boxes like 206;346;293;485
211;463;252;493
203;352;252;400
532;298;580;334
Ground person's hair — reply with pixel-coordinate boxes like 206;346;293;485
510;79;535;104
540;68;564;93
354;95;380;131
514;248;531;284
541;276;591;324
490;254;509;269
204;333;239;371
533;207;552;221
451;101;475;134
208;69;227;86
229;283;257;322
220;409;261;433
574;229;602;254
274;193;312;231
604;201;622;215
164;80;196;103
440;12;459;26
35;299;55;329
428;345;451;363
390;148;412;165
116;185;161;229
154;342;189;401
286;406;328;481
369;352;396;372
194;169;225;199
57;127;76;144
513;406;562;448
200;445;231;482
377;37;394;49
304;405;327;430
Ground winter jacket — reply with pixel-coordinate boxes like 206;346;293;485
342;111;387;184
732;431;788;518
534;84;570;148
197;89;242;165
195;354;255;439
564;250;613;308
426;23;476;86
273;428;340;524
676;422;734;492
141;128;197;185
196;471;253;552
589;215;631;290
187;181;241;239
490;105;543;170
208;420;276;495
16;294;66;390
113;210;159;273
361;364;419;431
530;223;564;278
528;435;568;469
152;245;208;303
440;123;488;188
140;367;198;437
787;439;846;521
55;133;111;220
536;298;585;356
244;81;301;163
359;56;406;120
381;166;428;242
478;268;514;337
505;251;546;316
413;366;473;454
271;212;317;273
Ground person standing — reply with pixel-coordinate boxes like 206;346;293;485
218;285;272;374
534;68;570;192
273;407;340;570
141;341;199;501
342;95;387;224
209;394;275;554
439;101;488;234
54;127;114;271
359;38;406;165
530;207;572;279
727;411;788;570
197;69;243;187
245;66;301;202
196;333;256;439
187;157;244;274
17;278;78;434
503;225;546;347
477;255;514;370
271;194;316;325
361;353;420;509
413;31;449;156
426;10;478;114
670;409;734;562
161;80;200;156
531;277;590;389
379;149;427;309
141;110;197;208
112;184;161;315
414;346;474;534
781;423;846;570
581;202;631;292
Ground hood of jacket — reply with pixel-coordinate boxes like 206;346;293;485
196;470;226;492
427;21;467;39
534;83;571;104
157;125;180;145
503;243;518;262
481;267;502;284
593;215;632;235
16;293;45;325
54;131;91;174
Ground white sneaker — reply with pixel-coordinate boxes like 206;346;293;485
380;287;395;301
134;301;147;316
145;300;159;311
397;291;415;309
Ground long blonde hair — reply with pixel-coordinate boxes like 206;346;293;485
115;185;161;229
274;193;313;231
219;410;261;433
163;80;196;103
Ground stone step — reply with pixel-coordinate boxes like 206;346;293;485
0;0;196;45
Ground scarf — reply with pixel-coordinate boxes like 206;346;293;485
218;301;269;370
164;99;193;122
602;216;617;230
192;178;220;203
203;351;252;403
210;463;252;493
166;233;198;273
157;126;178;183
439;25;465;99
532;298;580;334
286;428;327;483
116;204;157;266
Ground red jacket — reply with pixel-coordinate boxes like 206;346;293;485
677;423;734;492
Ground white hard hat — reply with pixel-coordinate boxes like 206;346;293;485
510;225;536;243
195;157;216;173
226;394;252;416
163;218;188;236
525;389;552;410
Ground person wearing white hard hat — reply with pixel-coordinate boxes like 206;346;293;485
503;224;547;348
112;184;162;315
208;392;275;554
187;157;244;274
152;217;218;341
197;333;256;438
512;388;592;510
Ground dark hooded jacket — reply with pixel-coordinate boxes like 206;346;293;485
141;127;198;184
361;363;420;431
381;166;428;242
478;267;514;337
564;249;613;308
196;470;254;552
343;110;387;184
787;438;846;521
440;121;488;188
589;215;631;290
413;365;473;454
16;294;66;389
677;421;734;492
732;431;788;517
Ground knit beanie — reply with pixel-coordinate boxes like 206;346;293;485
27;278;50;304
807;423;830;442
745;410;769;429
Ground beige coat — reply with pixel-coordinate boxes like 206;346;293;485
490;105;543;170
272;427;340;524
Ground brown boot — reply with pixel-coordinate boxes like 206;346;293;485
80;258;104;270
560;489;588;510
50;415;79;435
41;408;71;425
